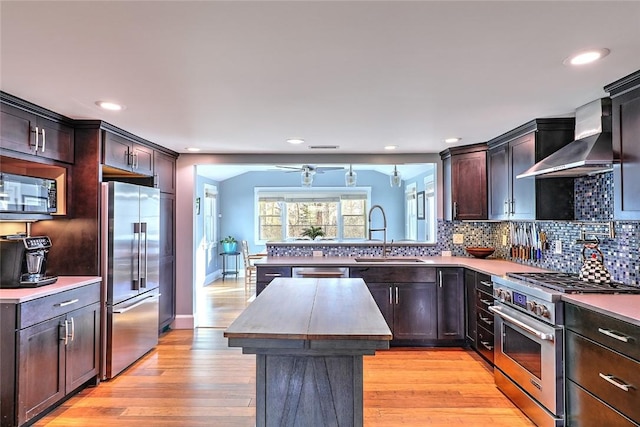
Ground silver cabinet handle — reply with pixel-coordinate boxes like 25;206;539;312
264;273;281;277
113;294;157;314
452;201;458;220
389;286;392;305
480;341;494;351
395;286;399;305
480;298;492;305
61;321;68;345
598;328;630;343
41;128;46;152
69;317;75;342
479;280;492;288
599;373;631;392
489;306;554;341
56;298;79;307
32;126;40;152
439;270;443;287
479;315;493;325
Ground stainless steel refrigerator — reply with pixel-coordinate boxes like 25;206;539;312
100;181;160;380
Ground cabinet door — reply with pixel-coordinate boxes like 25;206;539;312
36;116;74;163
103;131;132;170
131;143;154;176
488;144;509;220
394;282;438;340
437;269;465;340
464;270;477;347
366;283;394;332
451;151;487;220
159;257;176;330
510;133;536;219
613;88;640;220
0;102;36;155
154;150;176;193
65;303;100;392
17;316;65;426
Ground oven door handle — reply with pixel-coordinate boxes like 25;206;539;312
488;306;555;341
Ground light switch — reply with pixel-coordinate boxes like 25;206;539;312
453;234;464;244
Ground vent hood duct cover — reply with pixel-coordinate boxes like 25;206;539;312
517;98;612;179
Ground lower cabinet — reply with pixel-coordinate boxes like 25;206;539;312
565;303;639;426
437;268;465;341
1;282;101;427
464;269;494;365
256;266;292;295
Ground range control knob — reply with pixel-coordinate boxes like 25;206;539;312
502;290;512;303
527;301;537;312
535;304;551;318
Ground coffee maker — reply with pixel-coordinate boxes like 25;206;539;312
0;236;58;288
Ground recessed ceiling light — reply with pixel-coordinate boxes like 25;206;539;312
186;147;201;152
444;137;461;144
95;101;125;111
384;145;398;150
287;138;305;145
564;48;610;66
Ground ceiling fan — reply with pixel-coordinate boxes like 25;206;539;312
274;165;344;174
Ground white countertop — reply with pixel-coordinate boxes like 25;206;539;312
562;293;640;326
255;255;549;277
0;276;102;303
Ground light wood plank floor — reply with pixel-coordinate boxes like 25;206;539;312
36;278;533;426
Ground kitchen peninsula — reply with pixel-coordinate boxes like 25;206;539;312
224;277;391;427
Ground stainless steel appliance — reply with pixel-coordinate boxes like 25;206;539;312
0;172;57;220
0;235;58;288
100;181;160;380
491;272;640;427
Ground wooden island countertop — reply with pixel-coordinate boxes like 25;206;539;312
224;277;391;427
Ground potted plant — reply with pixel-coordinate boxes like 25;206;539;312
301;226;325;240
220;235;238;253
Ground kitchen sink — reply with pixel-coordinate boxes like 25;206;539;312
353;257;424;263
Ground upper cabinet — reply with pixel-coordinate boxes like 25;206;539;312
103;131;154;176
0;93;74;164
605;70;640;220
440;143;488;220
487;118;575;220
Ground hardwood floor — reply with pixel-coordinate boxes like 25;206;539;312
35;278;533;426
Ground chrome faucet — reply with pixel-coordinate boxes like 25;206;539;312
368;205;388;257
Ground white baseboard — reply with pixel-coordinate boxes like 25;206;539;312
171;315;195;329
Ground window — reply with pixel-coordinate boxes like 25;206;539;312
424;173;436;242
256;188;369;242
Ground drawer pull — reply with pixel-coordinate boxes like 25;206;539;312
480;298;492;305
264;273;282;277
479;315;493;325
480;341;494;351
598;328;630;343
56;299;79;307
479;280;492;288
599;373;632;392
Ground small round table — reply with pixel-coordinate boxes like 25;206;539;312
219;251;240;281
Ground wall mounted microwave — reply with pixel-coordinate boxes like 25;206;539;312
0;173;57;219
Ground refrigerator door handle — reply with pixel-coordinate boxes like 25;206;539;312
112;294;157;314
140;222;148;288
133;222;141;290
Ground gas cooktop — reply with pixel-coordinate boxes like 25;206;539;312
506;272;640;294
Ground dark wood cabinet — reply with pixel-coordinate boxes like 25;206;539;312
565;303;640;426
103;131;153;176
487;118;575;220
394;282;438;341
1;282;101;427
605;70;640;220
437;268;465;341
464;269;477;347
464;270;494;365
440;143;488;220
1;95;74;164
256;266;292;295
154;150;177;193
158;193;176;330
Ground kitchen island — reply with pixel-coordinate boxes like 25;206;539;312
224;277;392;427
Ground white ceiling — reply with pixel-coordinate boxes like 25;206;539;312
2;1;640;159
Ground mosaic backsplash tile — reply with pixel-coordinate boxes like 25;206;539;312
267;172;639;287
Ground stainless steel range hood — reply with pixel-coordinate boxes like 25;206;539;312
517;98;612;179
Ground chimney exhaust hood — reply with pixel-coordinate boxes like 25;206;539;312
517;98;612;179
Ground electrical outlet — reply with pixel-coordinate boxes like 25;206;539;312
312;250;323;257
502;234;507;246
554;240;562;254
453;234;464;244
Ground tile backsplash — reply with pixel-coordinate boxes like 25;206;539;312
267;172;639;287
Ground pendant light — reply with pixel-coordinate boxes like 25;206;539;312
301;168;314;187
390;165;402;187
345;164;357;187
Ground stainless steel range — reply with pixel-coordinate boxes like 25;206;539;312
490;272;640;427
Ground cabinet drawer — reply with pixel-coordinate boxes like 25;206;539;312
349;266;436;283
566;330;640;423
476;324;494;364
565;303;640;361
475;289;494;311
475;274;493;293
257;266;291;283
476;307;494;330
18;282;101;329
567;380;637;427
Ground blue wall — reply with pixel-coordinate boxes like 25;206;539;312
217;168;409;252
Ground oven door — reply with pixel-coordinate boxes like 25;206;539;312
490;301;563;416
